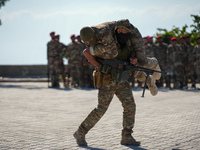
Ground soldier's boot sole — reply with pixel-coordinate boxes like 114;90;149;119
73;131;87;146
147;75;158;96
121;135;141;146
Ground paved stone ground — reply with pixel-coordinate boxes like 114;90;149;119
0;82;200;150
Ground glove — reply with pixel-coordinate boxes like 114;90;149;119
98;64;111;74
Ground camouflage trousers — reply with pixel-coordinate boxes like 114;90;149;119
49;59;62;87
196;61;200;82
70;64;84;87
78;81;136;136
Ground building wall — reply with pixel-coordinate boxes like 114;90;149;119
0;65;66;78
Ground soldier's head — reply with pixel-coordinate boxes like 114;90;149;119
50;31;55;39
115;26;131;47
185;35;191;44
156;35;163;43
179;36;185;45
76;35;81;42
55;34;60;41
80;27;97;46
170;37;177;45
70;34;76;43
147;36;153;44
143;36;148;45
197;36;200;44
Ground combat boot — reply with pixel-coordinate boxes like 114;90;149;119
147;75;158;96
152;64;161;80
121;135;140;146
73;130;87;146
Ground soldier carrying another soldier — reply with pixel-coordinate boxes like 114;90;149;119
73;19;162;146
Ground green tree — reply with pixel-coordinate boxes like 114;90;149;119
190;14;200;45
156;25;189;44
0;0;10;25
155;13;200;45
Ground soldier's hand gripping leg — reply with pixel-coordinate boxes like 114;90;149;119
73;130;87;146
135;71;158;96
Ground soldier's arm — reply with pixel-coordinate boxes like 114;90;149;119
130;27;148;66
83;48;100;68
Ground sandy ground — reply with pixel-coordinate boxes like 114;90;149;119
0;82;200;150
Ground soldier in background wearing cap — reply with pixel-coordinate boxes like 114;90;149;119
64;34;84;88
54;34;68;88
73;19;162;147
193;36;200;89
184;35;196;89
155;35;168;87
145;36;158;57
179;36;189;89
47;32;63;87
166;37;183;89
143;36;148;46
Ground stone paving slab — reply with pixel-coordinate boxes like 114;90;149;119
0;82;200;150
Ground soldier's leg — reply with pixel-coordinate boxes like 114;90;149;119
78;65;84;88
143;57;161;80
74;83;115;146
134;71;158;96
54;63;60;88
115;81;140;146
70;65;78;87
115;81;136;135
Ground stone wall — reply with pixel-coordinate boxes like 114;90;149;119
0;65;50;77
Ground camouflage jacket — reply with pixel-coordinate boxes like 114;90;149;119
155;42;168;69
167;44;183;69
194;45;200;64
187;43;195;65
65;42;83;65
90;19;149;66
145;43;157;57
180;43;190;66
47;40;63;61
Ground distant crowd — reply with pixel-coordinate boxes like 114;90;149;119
142;35;200;89
47;32;94;88
47;31;200;90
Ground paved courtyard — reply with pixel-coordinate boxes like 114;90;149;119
0;82;199;150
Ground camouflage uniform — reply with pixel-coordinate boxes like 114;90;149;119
145;43;157;57
167;43;183;88
155;42;168;87
58;42;68;87
90;19;159;70
180;42;190;87
186;43;195;87
77;19;158;137
47;40;63;87
65;42;83;87
194;44;200;83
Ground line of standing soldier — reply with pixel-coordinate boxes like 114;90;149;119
47;32;94;88
144;35;200;89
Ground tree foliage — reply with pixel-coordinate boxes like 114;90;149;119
0;0;9;25
156;13;200;45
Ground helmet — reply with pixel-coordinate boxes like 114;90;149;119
80;27;96;46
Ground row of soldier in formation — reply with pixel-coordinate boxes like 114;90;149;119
47;30;200;89
47;32;94;88
142;35;200;89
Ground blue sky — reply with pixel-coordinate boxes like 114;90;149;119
0;0;200;65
